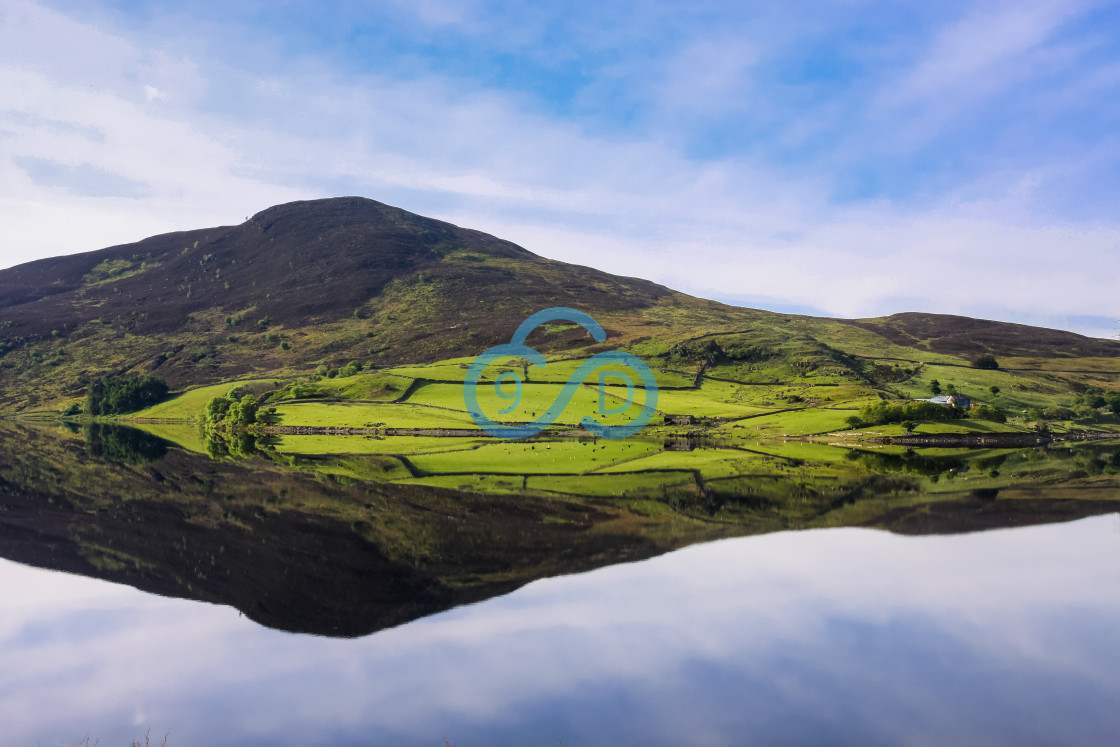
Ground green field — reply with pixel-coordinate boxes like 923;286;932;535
271;400;478;429
726;408;863;436
128;378;281;420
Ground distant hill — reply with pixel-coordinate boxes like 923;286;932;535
1;196;1117;412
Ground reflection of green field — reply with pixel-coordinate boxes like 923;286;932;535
406;438;663;475
744;440;864;462
871;420;1027;436
272;401;477;428
598;447;781;479
129;422;209;453
526;471;695;496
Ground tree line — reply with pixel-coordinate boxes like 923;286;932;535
85;374;169;415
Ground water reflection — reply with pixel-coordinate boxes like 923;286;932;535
1;421;1119;639
2;422;1120;743
2;516;1118;745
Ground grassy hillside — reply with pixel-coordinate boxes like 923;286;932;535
2;196;1118;420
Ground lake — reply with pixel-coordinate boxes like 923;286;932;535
2;422;1119;745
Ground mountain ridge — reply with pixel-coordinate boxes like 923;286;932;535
0;196;1117;412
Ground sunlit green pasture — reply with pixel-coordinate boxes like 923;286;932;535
271;401;477;429
283;372;403;401
894;364;1067;410
615;379;778;418
727;408;863;436
129;378;279;420
405;380;657;428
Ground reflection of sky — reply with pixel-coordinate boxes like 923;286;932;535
3;516;1119;746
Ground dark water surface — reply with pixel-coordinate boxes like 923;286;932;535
2;422;1119;745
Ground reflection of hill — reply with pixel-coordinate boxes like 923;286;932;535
2;422;1119;637
863;490;1120;535
0;422;683;637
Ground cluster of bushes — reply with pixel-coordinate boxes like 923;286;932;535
722;343;775;363
316;360;369;378
855;401;963;427
850;399;1006;428
85;375;169;415
970;354;1000;370
1073;391;1120;415
202;388;260;430
1023;392;1120;424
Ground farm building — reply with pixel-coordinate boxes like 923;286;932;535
919;394;972;409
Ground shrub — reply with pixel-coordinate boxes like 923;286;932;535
971;354;1000;370
203;392;259;429
968;405;1007;423
859;400;961;427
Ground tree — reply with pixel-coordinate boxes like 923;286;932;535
85;375;169;415
971;354;1000;370
230;394;259;425
84;378;105;415
929;379;942;396
989;385;1001;396
845;415;863;429
968;405;1007;423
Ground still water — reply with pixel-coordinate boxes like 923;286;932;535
2;423;1119;745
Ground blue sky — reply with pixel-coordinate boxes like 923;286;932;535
2;0;1119;337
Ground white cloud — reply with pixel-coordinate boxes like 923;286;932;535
1;0;1118;336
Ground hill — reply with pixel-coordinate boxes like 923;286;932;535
1;195;1118;413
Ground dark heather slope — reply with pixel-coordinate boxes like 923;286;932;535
840;312;1119;359
0;197;696;407
0;196;670;337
